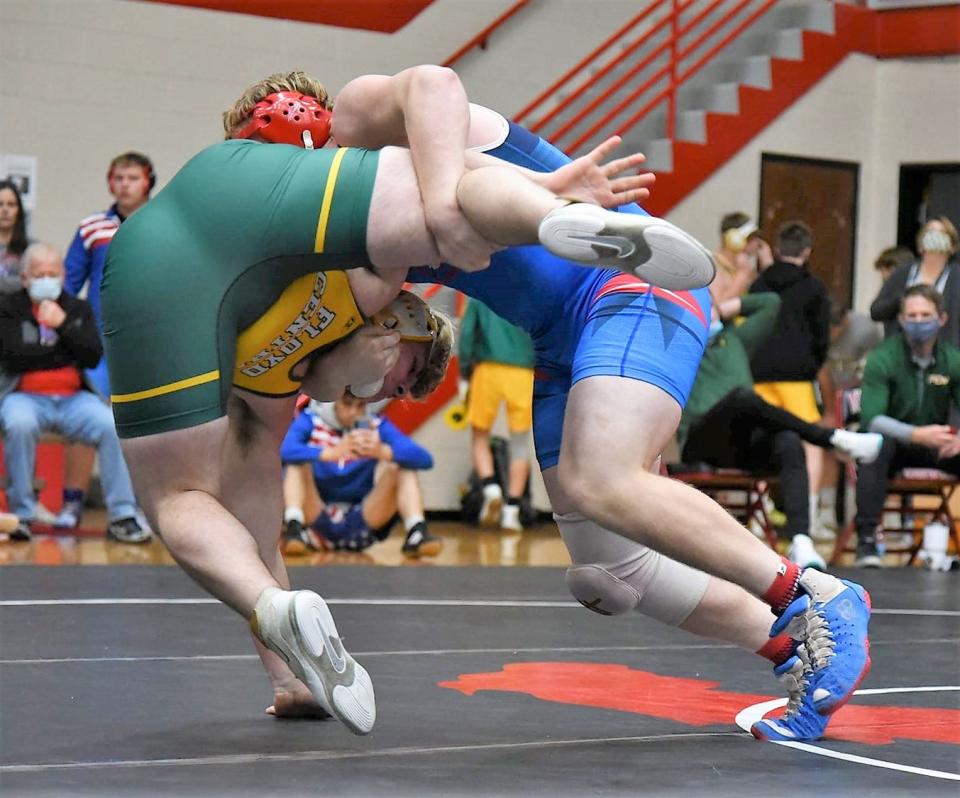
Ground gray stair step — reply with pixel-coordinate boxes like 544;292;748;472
677;82;740;114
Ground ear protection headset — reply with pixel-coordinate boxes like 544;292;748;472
107;152;156;193
233;91;332;150
722;220;758;253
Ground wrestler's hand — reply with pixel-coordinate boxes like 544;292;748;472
301;325;400;400
339;324;402;386
539;136;654;208
424;198;501;272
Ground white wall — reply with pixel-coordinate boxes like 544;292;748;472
669;53;960;312
0;0;644;250
3;0;959;509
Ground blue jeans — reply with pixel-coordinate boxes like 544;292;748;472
0;391;136;522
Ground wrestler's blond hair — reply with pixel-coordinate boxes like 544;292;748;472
222;71;332;139
409;309;455;401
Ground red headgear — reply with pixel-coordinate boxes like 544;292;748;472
233;91;332;149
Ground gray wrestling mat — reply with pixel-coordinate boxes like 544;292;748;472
1;566;957;796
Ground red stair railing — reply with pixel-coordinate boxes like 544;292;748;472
443;0;534;67
516;0;779;154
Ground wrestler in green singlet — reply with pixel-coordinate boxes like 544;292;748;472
101;139;379;438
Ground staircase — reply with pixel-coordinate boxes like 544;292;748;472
514;1;882;216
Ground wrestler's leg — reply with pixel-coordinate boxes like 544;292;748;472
219;391;328;718
366;148;562;270
121;418;276;615
557;377;786;597
366;149;711;287
543;469;773;654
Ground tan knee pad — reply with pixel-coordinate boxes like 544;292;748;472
556;511;710;626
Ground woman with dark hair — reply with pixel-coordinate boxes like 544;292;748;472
871;216;960;344
0;179;31;294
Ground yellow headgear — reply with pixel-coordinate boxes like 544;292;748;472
371;290;438;343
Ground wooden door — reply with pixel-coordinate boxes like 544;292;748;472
759;154;859;308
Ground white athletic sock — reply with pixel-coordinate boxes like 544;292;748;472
404;514;425;533
819;485;836;512
284;507;305;525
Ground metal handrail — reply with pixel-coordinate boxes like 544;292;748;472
514;0;670;123
442;0;533;68
520;0;779;154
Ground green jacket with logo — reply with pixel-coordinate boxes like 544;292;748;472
678;292;781;446
859;334;960;431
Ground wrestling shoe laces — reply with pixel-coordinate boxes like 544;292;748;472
800;604;835;671
780;646;812;720
780;569;872;715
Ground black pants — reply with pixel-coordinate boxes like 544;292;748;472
854;436;960;538
682;387;834;538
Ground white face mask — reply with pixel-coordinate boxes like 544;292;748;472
27;276;62;303
921;229;953;254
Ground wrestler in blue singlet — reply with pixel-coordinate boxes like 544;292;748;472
408;120;711;469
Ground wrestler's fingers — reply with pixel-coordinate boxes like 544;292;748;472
586;135;624;164
609;174;654;195
603;152;648;176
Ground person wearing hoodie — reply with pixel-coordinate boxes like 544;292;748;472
748;220;832;554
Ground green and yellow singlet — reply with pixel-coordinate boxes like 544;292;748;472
101;140;378;438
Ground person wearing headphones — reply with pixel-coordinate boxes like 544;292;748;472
710;211;773;304
53;152;157;531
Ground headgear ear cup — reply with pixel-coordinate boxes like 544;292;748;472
106;152;156;194
233;92;332;149
723;220;758;253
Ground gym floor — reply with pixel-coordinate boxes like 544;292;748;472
0;523;957;797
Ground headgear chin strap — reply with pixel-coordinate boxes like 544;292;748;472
233;91;332;150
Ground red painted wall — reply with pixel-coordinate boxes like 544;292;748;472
134;0;436;33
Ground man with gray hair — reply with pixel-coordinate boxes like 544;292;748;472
0;242;148;542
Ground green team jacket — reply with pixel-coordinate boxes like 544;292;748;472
677;293;782;447
859;334;960;431
458;298;535;374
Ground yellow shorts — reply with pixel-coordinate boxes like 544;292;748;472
754;381;821;424
466;362;534;433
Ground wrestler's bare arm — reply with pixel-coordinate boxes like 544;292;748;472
333;66;491;268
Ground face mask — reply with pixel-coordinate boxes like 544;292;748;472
27;276;62;303
921;229;952;254
902;318;941;345
707;319;724;342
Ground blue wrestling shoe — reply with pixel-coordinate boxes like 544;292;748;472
538;203;715;291
751;570;872;741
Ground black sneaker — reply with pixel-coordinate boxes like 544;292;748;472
855;538;882;568
282;518;314;555
10;521;32;542
402;522;443;558
106;516;152;544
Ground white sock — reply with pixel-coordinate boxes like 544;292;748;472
819;486;836;512
404;514;425;533
284;507;305;524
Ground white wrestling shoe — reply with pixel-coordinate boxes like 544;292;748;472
251;587;376;735
829;429;883;464
538;203;715;290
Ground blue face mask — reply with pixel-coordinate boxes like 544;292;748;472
902;318;941;345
